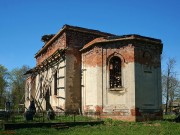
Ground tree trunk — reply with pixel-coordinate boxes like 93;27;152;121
165;66;170;115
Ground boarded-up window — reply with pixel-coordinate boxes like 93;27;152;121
109;56;122;88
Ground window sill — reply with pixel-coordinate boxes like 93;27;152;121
109;87;125;91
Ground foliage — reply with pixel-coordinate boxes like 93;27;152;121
0;65;9;108
162;58;180;114
9;65;30;108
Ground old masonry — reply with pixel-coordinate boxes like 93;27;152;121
25;24;163;121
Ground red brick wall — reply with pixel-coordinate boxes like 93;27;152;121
82;42;134;67
82;40;162;68
36;33;66;65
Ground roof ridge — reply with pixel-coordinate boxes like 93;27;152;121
63;24;114;36
35;24;114;58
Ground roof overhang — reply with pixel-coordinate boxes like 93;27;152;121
80;34;163;52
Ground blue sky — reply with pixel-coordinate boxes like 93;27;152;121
0;0;180;78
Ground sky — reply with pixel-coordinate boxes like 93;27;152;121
0;0;180;78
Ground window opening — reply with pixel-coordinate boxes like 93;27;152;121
40;77;43;98
109;56;122;88
54;71;57;95
26;83;30;100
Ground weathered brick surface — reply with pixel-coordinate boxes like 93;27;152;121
64;30;110;112
83;105;162;121
36;33;66;65
82;40;161;68
82;43;134;67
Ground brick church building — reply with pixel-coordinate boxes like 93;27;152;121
25;24;163;121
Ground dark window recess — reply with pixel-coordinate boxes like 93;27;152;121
26;84;29;99
54;72;57;95
49;87;52;96
39;79;43;98
109;56;122;88
39;76;43;98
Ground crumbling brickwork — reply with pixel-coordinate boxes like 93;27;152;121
36;33;66;65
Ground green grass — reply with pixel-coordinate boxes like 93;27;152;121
54;115;96;122
1;116;180;135
1;113;98;123
30;114;97;123
1;121;180;135
1;115;180;135
163;114;176;120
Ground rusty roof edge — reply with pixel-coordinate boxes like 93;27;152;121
35;25;115;58
80;35;162;52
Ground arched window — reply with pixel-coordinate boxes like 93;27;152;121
109;56;122;88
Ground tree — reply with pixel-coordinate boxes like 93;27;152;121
9;65;30;108
162;58;180;114
0;65;9;108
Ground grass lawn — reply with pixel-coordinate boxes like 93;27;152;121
0;116;180;135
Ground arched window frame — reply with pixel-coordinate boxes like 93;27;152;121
107;53;125;90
